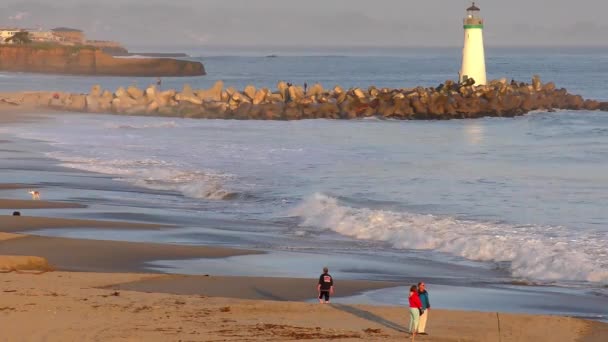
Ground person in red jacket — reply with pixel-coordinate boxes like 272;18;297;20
408;285;423;341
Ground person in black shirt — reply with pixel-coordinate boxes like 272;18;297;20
317;266;334;304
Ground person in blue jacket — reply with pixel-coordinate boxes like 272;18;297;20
417;282;431;335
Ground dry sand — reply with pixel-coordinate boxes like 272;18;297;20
0;271;606;342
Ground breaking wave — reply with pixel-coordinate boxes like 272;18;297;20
46;153;239;200
291;193;608;284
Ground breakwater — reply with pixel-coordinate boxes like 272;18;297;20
3;76;607;119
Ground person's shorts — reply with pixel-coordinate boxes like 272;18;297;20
319;291;330;301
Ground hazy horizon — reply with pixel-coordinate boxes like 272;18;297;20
1;0;607;49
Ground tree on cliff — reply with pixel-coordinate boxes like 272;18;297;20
4;31;32;45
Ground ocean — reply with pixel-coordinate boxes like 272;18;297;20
1;46;607;319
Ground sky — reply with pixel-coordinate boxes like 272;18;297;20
1;0;607;49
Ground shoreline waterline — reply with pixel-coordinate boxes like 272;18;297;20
1;101;608;326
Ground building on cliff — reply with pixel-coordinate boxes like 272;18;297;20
30;30;61;43
0;28;24;44
51;27;85;44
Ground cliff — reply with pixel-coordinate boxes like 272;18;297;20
0;44;205;77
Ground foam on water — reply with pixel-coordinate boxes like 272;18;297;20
104;121;180;130
46;152;238;200
292;193;608;284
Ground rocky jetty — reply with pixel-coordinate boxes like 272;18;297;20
0;45;205;77
5;76;607;120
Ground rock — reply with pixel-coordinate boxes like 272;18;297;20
102;90;113;99
157;90;176;107
86;95;100;113
317;102;340;119
146;101;160;113
565;94;584;110
277;81;288;101
145;85;157;99
283;102;301;120
353;88;366;100
233;102;253;119
90;84;102;97
542;82;556;92
115;87;127;98
368;86;379;98
267;93;284;103
125;104;147;115
231;91;251;103
410;96;428;116
196;80;224;102
599;102;608;111
175;84;203;105
182;84;194;96
308;83;324;97
203;101;229;117
244;85;257;101
532;75;542;92
258;103;284;120
127;85;144;100
252;88;269;105
65;94;87;112
112;94;138;114
288;86;304;103
158;106;179;116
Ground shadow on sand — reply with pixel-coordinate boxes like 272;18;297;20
331;304;407;333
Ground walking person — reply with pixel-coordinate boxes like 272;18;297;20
408;285;423;341
418;282;431;335
317;267;334;304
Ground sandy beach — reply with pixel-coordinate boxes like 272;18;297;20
2;111;608;341
1;269;607;341
1;180;607;341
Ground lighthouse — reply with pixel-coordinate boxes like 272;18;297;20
460;2;487;85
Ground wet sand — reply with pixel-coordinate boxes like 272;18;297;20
0;216;166;232
111;274;396;301
0;198;86;209
0;233;262;273
0;183;32;190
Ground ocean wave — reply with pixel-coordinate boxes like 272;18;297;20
46;153;238;200
291;193;608;284
105;121;179;130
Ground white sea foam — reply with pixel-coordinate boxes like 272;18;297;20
104;121;179;130
292;193;608;284
46;152;238;200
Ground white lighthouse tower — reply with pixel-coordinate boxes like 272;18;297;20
460;2;487;85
